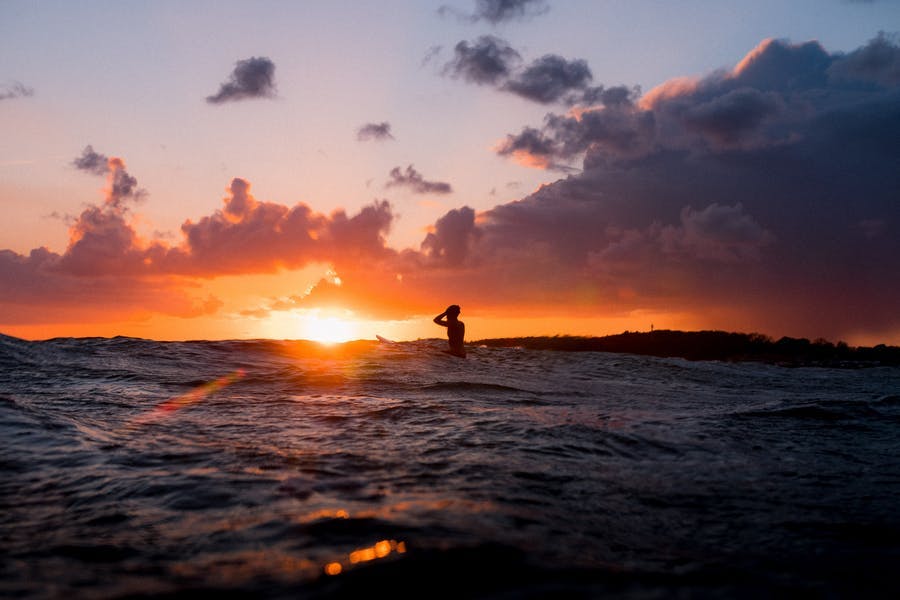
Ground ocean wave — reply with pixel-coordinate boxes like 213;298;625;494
2;335;900;598
419;381;535;395
735;398;893;422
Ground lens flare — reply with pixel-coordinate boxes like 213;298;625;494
129;369;245;426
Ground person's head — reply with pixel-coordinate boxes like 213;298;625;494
446;305;461;318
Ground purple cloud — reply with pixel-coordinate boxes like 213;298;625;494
385;165;453;195
206;57;277;104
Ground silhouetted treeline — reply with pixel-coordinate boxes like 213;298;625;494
475;330;900;367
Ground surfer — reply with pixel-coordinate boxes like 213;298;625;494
433;305;466;358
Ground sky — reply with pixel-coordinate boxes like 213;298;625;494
2;0;899;345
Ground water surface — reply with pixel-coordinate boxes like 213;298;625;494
2;334;899;598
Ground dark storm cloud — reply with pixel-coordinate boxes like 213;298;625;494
480;33;900;340
385;165;453;195
497;94;654;167
443;36;521;85
828;31;900;86
357;122;394;141
681;88;783;146
440;0;549;24
420;206;479;266
498;34;900;169
0;81;34;101
206;57;277;104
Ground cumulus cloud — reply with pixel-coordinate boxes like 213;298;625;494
680;87;783;147
494;126;560;169
385;165;453;195
503;54;599;104
479;33;900;338
442;37;621;106
162;179;395;275
828;31;900;86
0;245;222;325
4;35;900;343
1;150;221;324
260;33;889;338
1;148;401;327
496;89;651;170
357;122;394;141
440;0;549;24
206;57;277;104
72;145;110;176
0;81;34;101
420;207;479;266
72;145;144;209
443;36;521;85
497;34;900;170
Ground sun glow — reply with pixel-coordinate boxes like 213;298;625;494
260;308;362;344
299;313;357;344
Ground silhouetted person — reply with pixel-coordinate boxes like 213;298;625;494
434;305;466;358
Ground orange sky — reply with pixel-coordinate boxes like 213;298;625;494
0;162;695;343
2;4;899;346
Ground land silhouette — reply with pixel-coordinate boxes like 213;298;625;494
474;330;900;367
3;329;898;367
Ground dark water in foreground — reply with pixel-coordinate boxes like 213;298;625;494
2;334;899;598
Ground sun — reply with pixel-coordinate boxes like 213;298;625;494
299;314;358;344
292;310;359;344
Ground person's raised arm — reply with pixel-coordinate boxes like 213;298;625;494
433;310;448;327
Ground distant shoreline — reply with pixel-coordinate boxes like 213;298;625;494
4;330;899;367
474;330;900;367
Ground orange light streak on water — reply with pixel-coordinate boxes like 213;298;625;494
129;369;245;426
323;539;407;577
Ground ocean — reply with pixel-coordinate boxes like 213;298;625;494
2;333;899;598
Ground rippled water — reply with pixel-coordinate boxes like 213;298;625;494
2;334;899;598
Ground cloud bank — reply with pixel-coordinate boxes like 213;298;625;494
3;35;899;343
479;33;900;338
1;148;395;325
306;33;900;342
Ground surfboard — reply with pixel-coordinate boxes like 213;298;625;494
376;335;394;344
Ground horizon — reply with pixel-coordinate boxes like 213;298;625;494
3;2;899;347
4;326;897;351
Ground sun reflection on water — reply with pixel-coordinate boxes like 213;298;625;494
324;538;407;577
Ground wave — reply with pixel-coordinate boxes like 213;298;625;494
734;398;896;422
420;381;533;394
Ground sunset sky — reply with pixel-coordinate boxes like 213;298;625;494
2;0;899;344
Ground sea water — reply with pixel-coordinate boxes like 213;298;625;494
2;334;899;598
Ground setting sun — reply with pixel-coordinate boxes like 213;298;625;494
278;309;360;344
4;4;900;599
